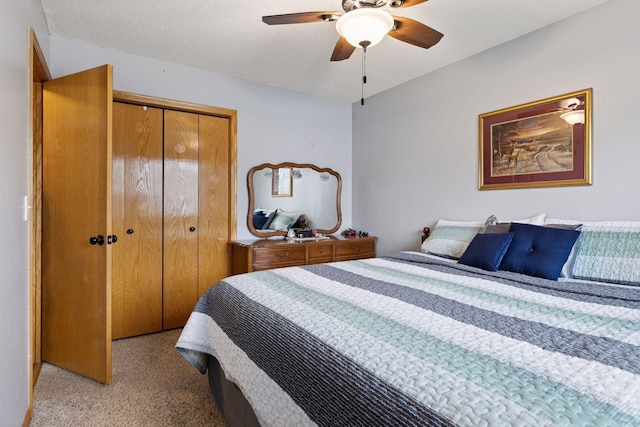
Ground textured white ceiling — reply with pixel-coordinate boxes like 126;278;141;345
40;0;610;103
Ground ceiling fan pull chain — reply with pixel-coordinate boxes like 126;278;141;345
361;45;367;106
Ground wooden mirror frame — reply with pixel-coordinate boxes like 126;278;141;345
247;162;342;238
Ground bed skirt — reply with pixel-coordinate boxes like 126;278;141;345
207;355;260;427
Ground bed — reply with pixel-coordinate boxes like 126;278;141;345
176;214;640;426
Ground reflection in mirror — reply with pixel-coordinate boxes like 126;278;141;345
248;163;342;238
271;166;292;197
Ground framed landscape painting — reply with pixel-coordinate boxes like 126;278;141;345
478;89;592;190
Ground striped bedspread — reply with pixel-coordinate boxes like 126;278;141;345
176;252;640;427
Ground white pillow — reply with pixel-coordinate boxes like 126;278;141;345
515;213;547;225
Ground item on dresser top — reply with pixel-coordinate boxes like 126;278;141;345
295;229;314;239
342;228;356;237
287;236;331;242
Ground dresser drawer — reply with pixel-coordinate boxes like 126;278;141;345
308;243;334;264
335;239;375;260
230;237;376;274
252;246;307;268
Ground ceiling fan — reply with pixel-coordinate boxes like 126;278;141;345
559;97;586;125
262;0;444;62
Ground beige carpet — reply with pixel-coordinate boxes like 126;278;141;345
31;329;229;426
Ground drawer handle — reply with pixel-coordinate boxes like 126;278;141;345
318;249;324;254
353;245;363;252
275;252;290;259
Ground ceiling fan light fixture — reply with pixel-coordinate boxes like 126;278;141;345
336;8;394;48
560;109;585;125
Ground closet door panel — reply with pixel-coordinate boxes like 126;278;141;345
198;115;231;297
163;110;199;329
112;102;164;339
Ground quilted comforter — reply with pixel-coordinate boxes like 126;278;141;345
176;252;640;426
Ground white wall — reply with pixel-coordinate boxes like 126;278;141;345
0;0;50;425
353;0;640;256
48;37;353;240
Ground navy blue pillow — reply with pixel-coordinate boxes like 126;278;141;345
458;232;514;272
252;211;269;229
499;223;581;280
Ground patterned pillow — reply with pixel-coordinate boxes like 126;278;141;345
268;211;302;231
421;220;485;259
422;214;546;260
544;218;640;285
261;209;278;230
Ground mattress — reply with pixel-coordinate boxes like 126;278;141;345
176;251;640;426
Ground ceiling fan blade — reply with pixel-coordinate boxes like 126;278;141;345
389;0;429;8
389;16;444;49
330;37;356;61
262;12;341;25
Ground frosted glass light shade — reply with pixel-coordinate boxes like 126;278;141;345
336;8;394;48
560;110;585;125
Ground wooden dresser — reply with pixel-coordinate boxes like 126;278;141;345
230;235;377;274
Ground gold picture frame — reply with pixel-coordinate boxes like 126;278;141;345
479;89;592;190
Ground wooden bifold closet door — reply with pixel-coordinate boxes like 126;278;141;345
112;103;164;339
163;109;200;330
196;115;231;301
163;110;232;329
112;102;233;337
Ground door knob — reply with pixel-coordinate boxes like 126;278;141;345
89;235;105;245
189;226;196;232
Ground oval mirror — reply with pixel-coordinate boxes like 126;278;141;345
248;162;342;238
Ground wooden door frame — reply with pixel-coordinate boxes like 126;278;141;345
27;27;51;426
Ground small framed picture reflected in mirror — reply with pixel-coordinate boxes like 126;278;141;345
272;166;292;197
